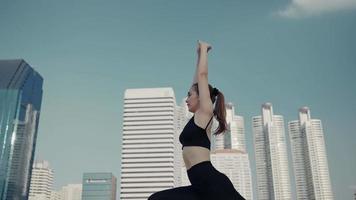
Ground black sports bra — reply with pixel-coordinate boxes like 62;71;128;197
179;115;214;150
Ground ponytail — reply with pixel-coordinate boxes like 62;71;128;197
192;83;228;135
212;89;227;135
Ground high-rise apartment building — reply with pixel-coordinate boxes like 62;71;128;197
252;103;291;200
212;103;246;151
29;161;54;200
288;107;333;200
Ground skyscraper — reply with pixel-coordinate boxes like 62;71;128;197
120;88;178;200
82;173;116;200
252;103;291;200
226;103;246;151
211;103;246;151
288;107;334;200
29;160;54;200
50;184;82;200
60;184;82;200
0;59;44;200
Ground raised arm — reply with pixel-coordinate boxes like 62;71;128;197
192;41;211;85
194;40;213;114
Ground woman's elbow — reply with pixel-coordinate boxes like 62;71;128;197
198;71;208;77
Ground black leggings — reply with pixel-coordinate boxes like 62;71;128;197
148;161;246;200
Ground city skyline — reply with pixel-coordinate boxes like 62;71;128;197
24;92;337;200
1;0;355;199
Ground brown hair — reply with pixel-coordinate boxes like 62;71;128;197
192;83;227;135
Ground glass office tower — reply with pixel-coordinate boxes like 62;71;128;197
82;173;117;200
0;59;44;200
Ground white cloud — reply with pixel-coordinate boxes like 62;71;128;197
277;0;356;18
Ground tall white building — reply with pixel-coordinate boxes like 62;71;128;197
212;103;246;151
288;107;334;200
211;149;253;200
29;160;54;200
120;88;178;200
50;184;82;200
61;184;82;200
252;103;291;200
227;103;246;151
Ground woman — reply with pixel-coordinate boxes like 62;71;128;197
148;40;245;200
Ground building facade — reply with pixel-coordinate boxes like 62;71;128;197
82;173;116;200
0;59;44;200
61;184;82;200
120;88;177;200
288;107;333;200
29;161;54;200
252;103;291;200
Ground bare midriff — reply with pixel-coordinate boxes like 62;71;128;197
182;118;213;170
182;146;210;170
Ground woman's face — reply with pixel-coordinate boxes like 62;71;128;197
186;87;199;113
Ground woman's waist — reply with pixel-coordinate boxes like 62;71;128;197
182;147;210;170
182;147;210;158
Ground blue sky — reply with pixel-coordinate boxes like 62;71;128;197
1;0;355;199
